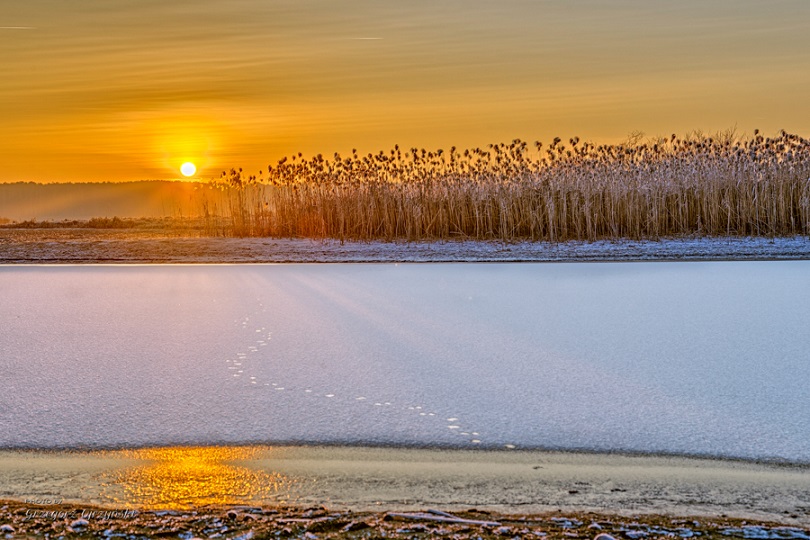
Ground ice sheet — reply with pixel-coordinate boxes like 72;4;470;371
1;262;808;461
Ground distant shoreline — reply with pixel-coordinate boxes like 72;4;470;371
1;229;809;264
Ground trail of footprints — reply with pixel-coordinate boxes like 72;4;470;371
225;303;517;449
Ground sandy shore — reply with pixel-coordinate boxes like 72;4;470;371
1;446;808;529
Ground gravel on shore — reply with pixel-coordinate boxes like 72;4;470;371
2;500;809;540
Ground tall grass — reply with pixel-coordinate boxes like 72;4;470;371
198;129;810;241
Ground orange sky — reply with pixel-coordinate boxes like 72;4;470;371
2;0;809;183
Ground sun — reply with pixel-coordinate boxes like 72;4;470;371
180;162;197;177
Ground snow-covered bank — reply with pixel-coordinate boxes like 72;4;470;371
1;230;809;263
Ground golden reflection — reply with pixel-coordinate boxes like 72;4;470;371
103;446;293;510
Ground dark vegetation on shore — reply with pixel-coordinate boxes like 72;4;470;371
4;216;141;229
3;130;809;242
0;216;201;231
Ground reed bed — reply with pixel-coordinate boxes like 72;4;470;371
196;130;810;241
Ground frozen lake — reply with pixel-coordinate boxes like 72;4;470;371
1;262;809;462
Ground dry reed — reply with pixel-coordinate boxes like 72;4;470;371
193;130;810;241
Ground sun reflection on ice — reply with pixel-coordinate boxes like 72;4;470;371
103;446;293;509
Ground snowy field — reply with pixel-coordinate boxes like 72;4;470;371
1;262;809;462
1;230;810;263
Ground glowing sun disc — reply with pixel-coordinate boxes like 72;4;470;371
180;162;196;177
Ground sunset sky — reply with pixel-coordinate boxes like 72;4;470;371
2;0;809;183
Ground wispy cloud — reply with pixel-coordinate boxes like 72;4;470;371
1;26;36;29
349;37;382;40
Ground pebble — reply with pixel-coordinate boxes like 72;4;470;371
623;532;648;539
396;524;428;533
342;521;370;532
70;518;90;529
552;517;582;529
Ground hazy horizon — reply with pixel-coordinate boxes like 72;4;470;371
0;180;209;220
3;0;809;183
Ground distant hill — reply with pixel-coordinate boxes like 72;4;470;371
0;181;209;221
